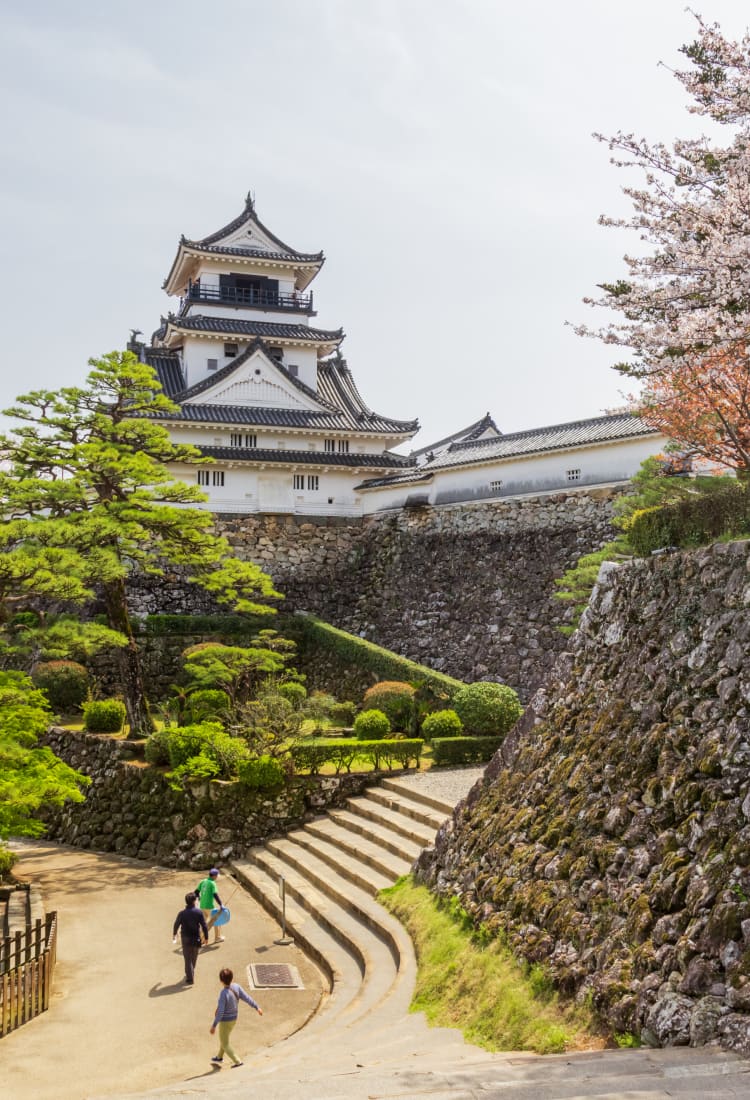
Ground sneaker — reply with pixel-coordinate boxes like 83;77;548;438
231;1062;243;1068
214;936;225;943
211;1056;223;1063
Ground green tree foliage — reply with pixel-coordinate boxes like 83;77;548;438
229;692;305;759
181;642;288;708
0;671;89;863
453;682;522;736
0;351;280;735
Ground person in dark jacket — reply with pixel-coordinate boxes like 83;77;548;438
173;892;208;985
209;967;263;1067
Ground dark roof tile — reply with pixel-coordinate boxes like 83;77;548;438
167;314;342;343
198;446;414;469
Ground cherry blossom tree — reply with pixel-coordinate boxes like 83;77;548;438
577;15;750;409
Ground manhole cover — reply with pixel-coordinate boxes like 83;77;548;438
249;963;303;989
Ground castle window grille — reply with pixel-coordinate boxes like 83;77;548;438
207;358;218;371
566;468;581;482
490;480;503;492
324;439;336;453
293;474;304;490
212;471;225;487
337;440;349;453
307;475;319;491
230;433;257;448
197;470;210;486
224;342;238;358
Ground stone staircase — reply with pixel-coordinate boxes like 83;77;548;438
119;771;750;1098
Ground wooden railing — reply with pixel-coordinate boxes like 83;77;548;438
0;911;58;1036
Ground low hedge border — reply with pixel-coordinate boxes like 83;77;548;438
291;738;423;774
142;613;268;636
293;614;464;698
430;736;503;766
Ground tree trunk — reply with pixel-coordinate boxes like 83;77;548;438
103;579;155;738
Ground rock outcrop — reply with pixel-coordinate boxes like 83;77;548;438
417;541;750;1054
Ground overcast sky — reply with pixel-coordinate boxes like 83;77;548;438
2;1;748;450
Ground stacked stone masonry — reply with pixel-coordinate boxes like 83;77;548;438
40;729;381;869
417;540;750;1055
129;490;619;702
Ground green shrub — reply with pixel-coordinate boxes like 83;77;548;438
83;699;127;733
32;660;89;713
431;736;503;766
238;755;286;790
627;481;750;555
291;738;423;774
186;689;231;722
363;681;416;731
277;681;308;709
453;682;522;736
303;691;337;721
421;709;463;739
144;727;172;765
144;613;260;636
329;701;357;726
165;722;249;778
0;844;18;881
354;708;391;740
167;752;220;788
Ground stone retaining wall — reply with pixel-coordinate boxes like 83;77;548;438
40;729;382;869
417;540;750;1054
128;490;618;702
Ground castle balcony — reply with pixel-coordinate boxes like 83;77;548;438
182;284;314;314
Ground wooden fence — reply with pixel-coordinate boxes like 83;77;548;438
0;912;58;1037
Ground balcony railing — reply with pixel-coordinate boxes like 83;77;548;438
184;284;313;311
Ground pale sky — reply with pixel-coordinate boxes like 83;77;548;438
1;1;748;450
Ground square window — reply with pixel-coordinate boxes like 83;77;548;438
490;480;503;492
338;440;349;453
212;471;225;487
224;342;238;358
207;358;218;371
566;468;581;482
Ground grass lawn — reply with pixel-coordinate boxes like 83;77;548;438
379;876;606;1054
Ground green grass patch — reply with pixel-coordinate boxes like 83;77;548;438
379;877;602;1054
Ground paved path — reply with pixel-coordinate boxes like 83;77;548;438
3;840;324;1100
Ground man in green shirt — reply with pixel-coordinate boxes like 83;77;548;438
195;868;225;944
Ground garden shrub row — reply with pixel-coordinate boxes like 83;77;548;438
142;613;267;636
293;615;464;698
430;736;504;766
628;481;750;555
291;738;423;774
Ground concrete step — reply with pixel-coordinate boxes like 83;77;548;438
380;775;456;816
362;785;449;830
342;795;438;847
303;816;413;881
285;828;395;896
327;807;423;864
230;857;362;1028
242;845;404;1027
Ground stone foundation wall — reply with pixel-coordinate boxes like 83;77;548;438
417;540;750;1054
40;729;383;869
128;490;618;702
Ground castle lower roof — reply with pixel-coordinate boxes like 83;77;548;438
197;446;414;470
164;314;343;345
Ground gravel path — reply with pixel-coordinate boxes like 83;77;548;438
390;765;486;807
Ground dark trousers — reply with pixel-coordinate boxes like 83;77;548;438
181;938;200;983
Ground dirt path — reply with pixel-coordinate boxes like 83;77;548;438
3;840;324;1100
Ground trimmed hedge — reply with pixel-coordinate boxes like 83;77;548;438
430;736;503;766
291;738;423;774
627;481;750;555
238;755;286;790
143;613;266;636
293;615;464;698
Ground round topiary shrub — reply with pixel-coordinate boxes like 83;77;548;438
32;660;89;713
353;708;391;741
277;681;308;710
453;682;522;736
186;689;231;722
83;699;127;733
362;681;416;732
421;709;463;739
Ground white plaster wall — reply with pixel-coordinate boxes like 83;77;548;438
361;435;668;513
169;461;365;516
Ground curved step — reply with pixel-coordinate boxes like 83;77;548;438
327;807;423;863
342;794;439;846
302;817;413;881
362;786;449;830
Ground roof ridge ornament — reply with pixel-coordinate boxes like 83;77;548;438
245;190;256;214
